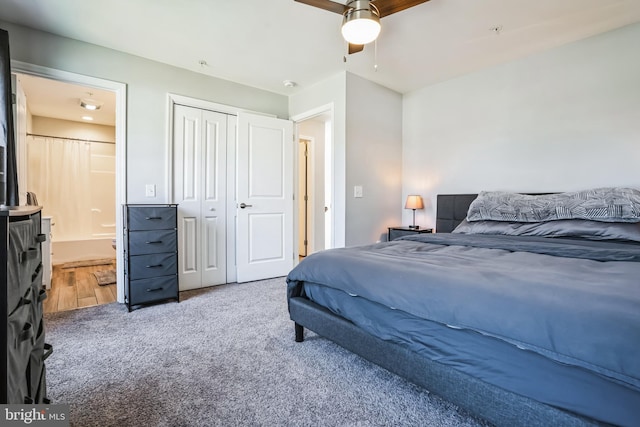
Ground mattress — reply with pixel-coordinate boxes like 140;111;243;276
300;282;639;426
287;233;640;426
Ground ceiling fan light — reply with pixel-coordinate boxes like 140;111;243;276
341;2;381;45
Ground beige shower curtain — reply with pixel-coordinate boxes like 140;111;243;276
26;136;92;241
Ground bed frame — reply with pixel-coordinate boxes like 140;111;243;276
290;194;602;427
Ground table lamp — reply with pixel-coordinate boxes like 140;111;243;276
404;195;424;229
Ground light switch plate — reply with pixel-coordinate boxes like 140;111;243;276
145;184;156;197
354;185;363;198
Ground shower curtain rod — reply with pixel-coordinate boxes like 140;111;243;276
27;133;115;145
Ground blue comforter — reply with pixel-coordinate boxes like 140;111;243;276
286;234;640;391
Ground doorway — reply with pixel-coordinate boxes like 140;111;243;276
295;111;333;257
298;138;311;258
12;62;127;307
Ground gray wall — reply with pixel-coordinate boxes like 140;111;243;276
403;23;640;229
1;20;288;203
289;72;347;247
290;72;403;247
345;73;402;245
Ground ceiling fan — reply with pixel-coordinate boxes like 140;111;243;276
295;0;430;54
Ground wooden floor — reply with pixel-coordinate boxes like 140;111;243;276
44;260;117;314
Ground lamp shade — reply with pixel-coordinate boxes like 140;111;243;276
341;1;381;45
404;195;424;210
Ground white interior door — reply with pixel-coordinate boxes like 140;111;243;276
173;105;227;290
236;112;294;283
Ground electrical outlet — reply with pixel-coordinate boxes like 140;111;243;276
145;184;156;197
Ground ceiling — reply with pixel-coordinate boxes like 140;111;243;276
2;0;640;99
16;74;116;126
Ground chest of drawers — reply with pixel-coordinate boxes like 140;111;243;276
123;204;179;311
2;206;51;404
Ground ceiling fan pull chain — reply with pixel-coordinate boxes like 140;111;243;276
343;39;348;63
374;39;378;71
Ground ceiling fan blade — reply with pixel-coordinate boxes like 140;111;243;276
372;0;430;18
348;43;365;55
294;0;348;15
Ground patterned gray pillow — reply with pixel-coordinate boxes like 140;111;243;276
453;218;640;242
467;188;640;223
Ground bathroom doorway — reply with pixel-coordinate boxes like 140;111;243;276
14;72;119;312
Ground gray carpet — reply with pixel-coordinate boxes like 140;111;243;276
44;277;489;427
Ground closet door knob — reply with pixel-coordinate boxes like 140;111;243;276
239;203;253;209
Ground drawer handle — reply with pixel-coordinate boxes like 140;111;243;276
9;297;32;317
145;216;162;220
37;289;48;303
43;343;53;360
145;241;163;244
17;323;34;343
145;264;163;268
19;249;38;263
146;287;164;293
31;263;43;282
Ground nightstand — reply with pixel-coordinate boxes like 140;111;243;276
388;227;433;241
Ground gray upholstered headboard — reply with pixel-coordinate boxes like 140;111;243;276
436;194;477;233
436;192;554;233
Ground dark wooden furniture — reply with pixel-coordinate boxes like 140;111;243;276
387;226;433;241
2;206;51;404
123;204;179;311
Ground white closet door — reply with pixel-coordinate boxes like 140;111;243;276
236;112;294;283
225;115;238;284
173;105;227;290
200;109;228;287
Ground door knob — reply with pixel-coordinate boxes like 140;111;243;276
239;203;253;209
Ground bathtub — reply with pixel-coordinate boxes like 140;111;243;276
52;237;116;265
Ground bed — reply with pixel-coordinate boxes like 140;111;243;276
286;188;640;427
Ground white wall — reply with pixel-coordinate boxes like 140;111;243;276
346;73;402;245
2;20;288;204
403;23;640;230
